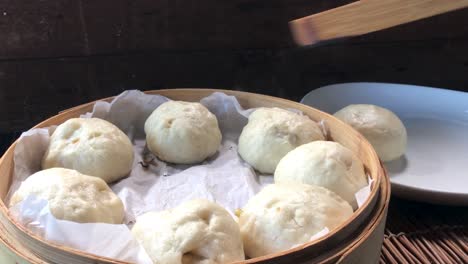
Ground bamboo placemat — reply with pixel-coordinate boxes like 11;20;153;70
381;197;467;264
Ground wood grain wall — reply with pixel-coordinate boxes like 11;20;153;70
0;0;467;135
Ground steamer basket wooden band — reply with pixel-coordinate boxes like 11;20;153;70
0;89;389;264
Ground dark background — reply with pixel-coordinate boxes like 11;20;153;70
0;2;467;262
1;0;468;152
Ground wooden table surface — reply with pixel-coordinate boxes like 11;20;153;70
0;1;467;263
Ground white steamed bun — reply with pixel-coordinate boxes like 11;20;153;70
9;168;124;224
238;183;353;258
238;107;324;174
274;141;367;209
144;101;222;164
131;199;245;264
42;117;134;183
334;104;407;162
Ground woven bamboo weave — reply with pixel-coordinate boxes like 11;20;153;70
381;198;467;264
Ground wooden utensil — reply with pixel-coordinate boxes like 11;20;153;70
290;0;468;46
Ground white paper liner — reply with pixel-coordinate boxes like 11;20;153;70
7;90;373;263
290;227;331;250
10;196;153;264
356;176;374;208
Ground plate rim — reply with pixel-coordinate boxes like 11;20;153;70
300;82;468;104
300;82;468;206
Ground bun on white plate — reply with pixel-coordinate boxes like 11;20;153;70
334;104;407;162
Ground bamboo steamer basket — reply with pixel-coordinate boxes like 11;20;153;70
0;89;389;264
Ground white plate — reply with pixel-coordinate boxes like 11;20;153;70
301;82;468;206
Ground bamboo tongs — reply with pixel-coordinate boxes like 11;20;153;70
290;0;468;46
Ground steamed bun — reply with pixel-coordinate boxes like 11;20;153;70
334;104;407;162
238;107;324;174
274;141;367;209
131;199;245;264
238;183;353;258
42;118;134;183
144;101;222;164
9;168;124;224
